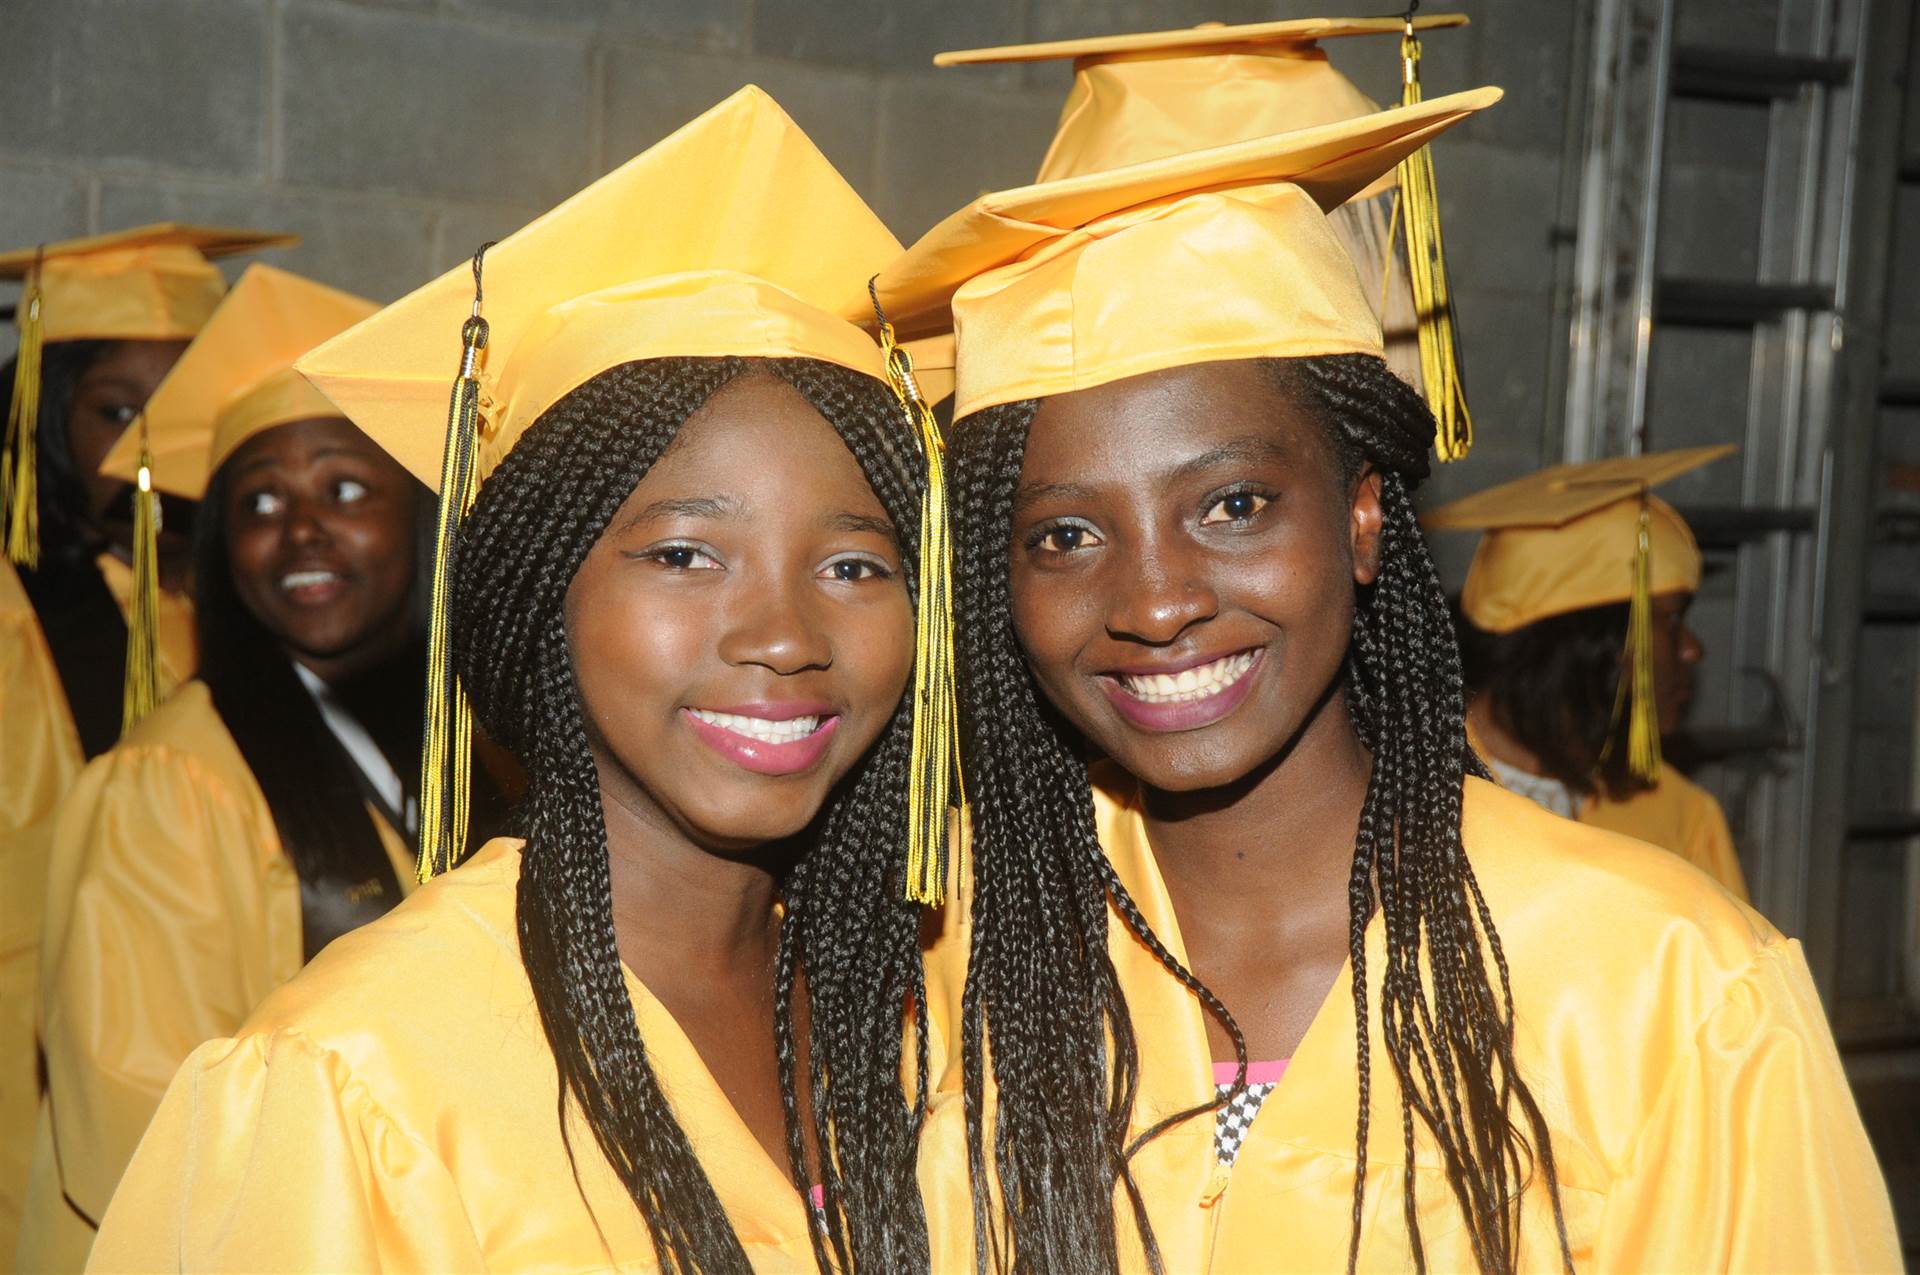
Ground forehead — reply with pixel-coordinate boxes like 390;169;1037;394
227;416;381;469
636;371;883;507
1020;360;1329;486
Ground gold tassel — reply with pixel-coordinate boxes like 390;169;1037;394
1600;500;1663;784
416;246;491;883
1391;15;1473;463
120;426;162;735
870;282;963;907
4;253;46;567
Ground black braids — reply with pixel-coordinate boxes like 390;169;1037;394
951;353;1573;1275
450;356;931;1275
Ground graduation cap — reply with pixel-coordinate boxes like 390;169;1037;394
96;263;375;731
1;224;296;567
938;14;1476;458
1423;444;1737;780
868;86;1500;423
298;86;958;903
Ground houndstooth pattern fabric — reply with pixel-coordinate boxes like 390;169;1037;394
1213;1078;1278;1168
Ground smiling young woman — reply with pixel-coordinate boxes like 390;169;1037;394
14;265;504;1271
878;92;1899;1274
85;89;946;1275
0;225;292;1259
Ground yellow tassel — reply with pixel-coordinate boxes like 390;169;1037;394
121;431;162;735
1600;500;1663;785
871;284;963;907
1392;17;1473;463
416;247;491;883
4;257;46;567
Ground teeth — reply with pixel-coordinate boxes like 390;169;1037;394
1120;651;1256;704
689;709;823;745
280;570;340;590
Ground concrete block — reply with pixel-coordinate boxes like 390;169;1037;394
601;48;877;192
0;165;92;253
1664;97;1771;175
0;0;267;176
752;0;1016;72
1657;161;1764;281
869;72;1061;239
1464;0;1581;154
1645;326;1754;486
1434;139;1564;300
1446;286;1555;462
95;176;437;302
432;199;548;274
448;0;746;53
279;1;594;205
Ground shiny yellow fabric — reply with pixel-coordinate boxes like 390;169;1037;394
16;683;410;1271
89;840;842;1272
0;227;296;344
1580;764;1750;903
1461;494;1703;632
98;265;377;500
0;556;193;1263
869;89;1499;420
920;769;1898;1272
296;86;903;494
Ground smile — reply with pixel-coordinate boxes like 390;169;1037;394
279;569;342;590
1099;648;1265;734
681;707;840;777
277;568;348;605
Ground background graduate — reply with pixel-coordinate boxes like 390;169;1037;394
1428;446;1750;900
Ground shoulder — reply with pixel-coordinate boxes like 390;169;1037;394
78;682;255;807
235;840;537;1087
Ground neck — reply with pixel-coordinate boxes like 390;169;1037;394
1141;679;1373;935
1465;691;1542;774
595;756;785;979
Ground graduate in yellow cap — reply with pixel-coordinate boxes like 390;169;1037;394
0;223;288;1259
1425;447;1751;901
13;262;495;1271
88;86;957;1274
938;14;1471;447
875;90;1898;1271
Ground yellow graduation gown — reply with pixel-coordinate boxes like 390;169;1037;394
0;556;193;1266
921;771;1899;1273
87;839;843;1273
15;682;410;1273
1579;763;1750;903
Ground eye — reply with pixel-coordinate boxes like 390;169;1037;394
820;554;894;583
104;404;139;427
1199;490;1270;526
1026;519;1103;555
644;543;722;571
242;490;284;518
333;478;369;504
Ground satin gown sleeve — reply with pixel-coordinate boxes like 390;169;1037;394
86;1030;485;1273
1593;937;1899;1272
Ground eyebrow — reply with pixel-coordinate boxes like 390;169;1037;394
822;510;898;540
1012;479;1099;517
226;444;374;482
75;376;147;397
1012;434;1292;515
616;494;742;533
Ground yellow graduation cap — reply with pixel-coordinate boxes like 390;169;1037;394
939;15;1476;458
1;223;297;566
298;86;958;902
869;85;1500;422
1423;443;1736;780
938;14;1468;193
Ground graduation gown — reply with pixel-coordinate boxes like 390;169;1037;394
0;555;194;1265
85;839;855;1273
1579;763;1750;903
15;683;410;1272
921;770;1899;1272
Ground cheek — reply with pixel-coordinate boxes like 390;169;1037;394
568;573;712;722
847;595;916;710
1008;558;1100;678
334;507;417;598
225;525;279;600
66;414;127;475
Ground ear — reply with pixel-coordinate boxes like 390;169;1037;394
1349;464;1386;586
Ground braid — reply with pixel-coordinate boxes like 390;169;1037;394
949;352;1572;1275
451;356;930;1274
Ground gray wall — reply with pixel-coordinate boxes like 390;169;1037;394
0;0;1584;550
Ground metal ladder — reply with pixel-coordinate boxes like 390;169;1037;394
1559;0;1919;1240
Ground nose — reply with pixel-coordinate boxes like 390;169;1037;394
284;496;331;549
1104;548;1219;645
1678;621;1704;665
716;573;834;675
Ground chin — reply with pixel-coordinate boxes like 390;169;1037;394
1097;730;1272;794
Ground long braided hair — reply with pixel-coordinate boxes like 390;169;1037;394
449;356;932;1275
949;352;1572;1275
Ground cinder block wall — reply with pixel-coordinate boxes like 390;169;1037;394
0;0;1584;532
